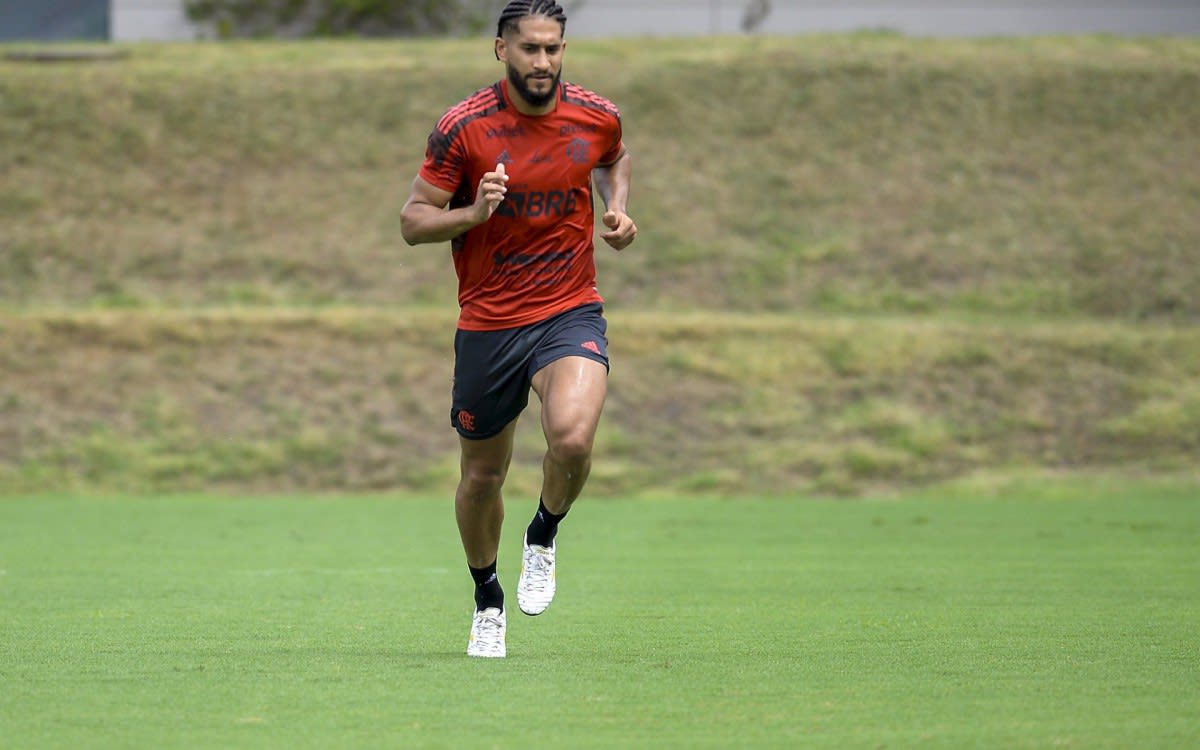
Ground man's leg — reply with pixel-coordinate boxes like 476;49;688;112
460;420;517;658
531;355;608;515
456;418;518;571
518;356;607;616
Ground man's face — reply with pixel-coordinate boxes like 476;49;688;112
496;16;565;109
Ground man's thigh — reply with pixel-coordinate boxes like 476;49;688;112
457;418;519;481
531;355;608;442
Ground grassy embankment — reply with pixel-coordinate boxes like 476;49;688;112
1;36;1198;496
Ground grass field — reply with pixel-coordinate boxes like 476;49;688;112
1;34;1198;748
2;477;1197;749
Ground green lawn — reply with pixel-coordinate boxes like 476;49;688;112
2;480;1197;748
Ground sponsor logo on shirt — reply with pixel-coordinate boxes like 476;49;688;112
486;125;527;139
494;188;582;219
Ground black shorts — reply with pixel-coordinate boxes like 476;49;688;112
451;303;610;440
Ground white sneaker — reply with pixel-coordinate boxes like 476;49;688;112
517;535;556;616
467;607;506;658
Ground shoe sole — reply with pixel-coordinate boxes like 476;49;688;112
518;602;549;616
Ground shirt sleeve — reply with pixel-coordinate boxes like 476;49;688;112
418;127;467;194
597;114;624;166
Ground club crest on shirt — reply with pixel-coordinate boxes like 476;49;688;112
565;138;590;165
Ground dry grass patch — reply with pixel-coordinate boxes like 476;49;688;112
3;310;1195;497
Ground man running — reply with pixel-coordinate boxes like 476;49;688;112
400;0;637;658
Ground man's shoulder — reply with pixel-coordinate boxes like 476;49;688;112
559;82;621;120
434;82;508;134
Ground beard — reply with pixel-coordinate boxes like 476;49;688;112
507;64;560;108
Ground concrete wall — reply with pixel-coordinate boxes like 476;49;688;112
110;0;196;41
568;0;1200;38
28;0;1200;42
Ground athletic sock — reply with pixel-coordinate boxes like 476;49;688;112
469;560;504;612
525;497;567;549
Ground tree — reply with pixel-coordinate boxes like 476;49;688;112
740;0;771;33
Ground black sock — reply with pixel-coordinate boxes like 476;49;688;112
469;560;503;612
525;497;567;548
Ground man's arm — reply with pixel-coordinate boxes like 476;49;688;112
592;147;637;251
400;165;509;246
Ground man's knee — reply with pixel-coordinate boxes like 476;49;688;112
459;463;507;500
547;429;594;467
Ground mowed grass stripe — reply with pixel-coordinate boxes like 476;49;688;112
0;482;1197;749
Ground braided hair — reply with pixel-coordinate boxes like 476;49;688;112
496;0;567;38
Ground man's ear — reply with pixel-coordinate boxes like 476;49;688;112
494;37;505;62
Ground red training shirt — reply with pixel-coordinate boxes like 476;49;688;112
418;78;624;331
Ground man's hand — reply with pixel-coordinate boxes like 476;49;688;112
473;162;509;223
600;210;637;251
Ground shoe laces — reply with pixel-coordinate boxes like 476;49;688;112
475;608;504;631
525;546;554;582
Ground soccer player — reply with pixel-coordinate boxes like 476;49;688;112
399;0;637;658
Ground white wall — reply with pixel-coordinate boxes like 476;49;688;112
108;0;1200;42
567;0;1200;38
110;0;198;41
